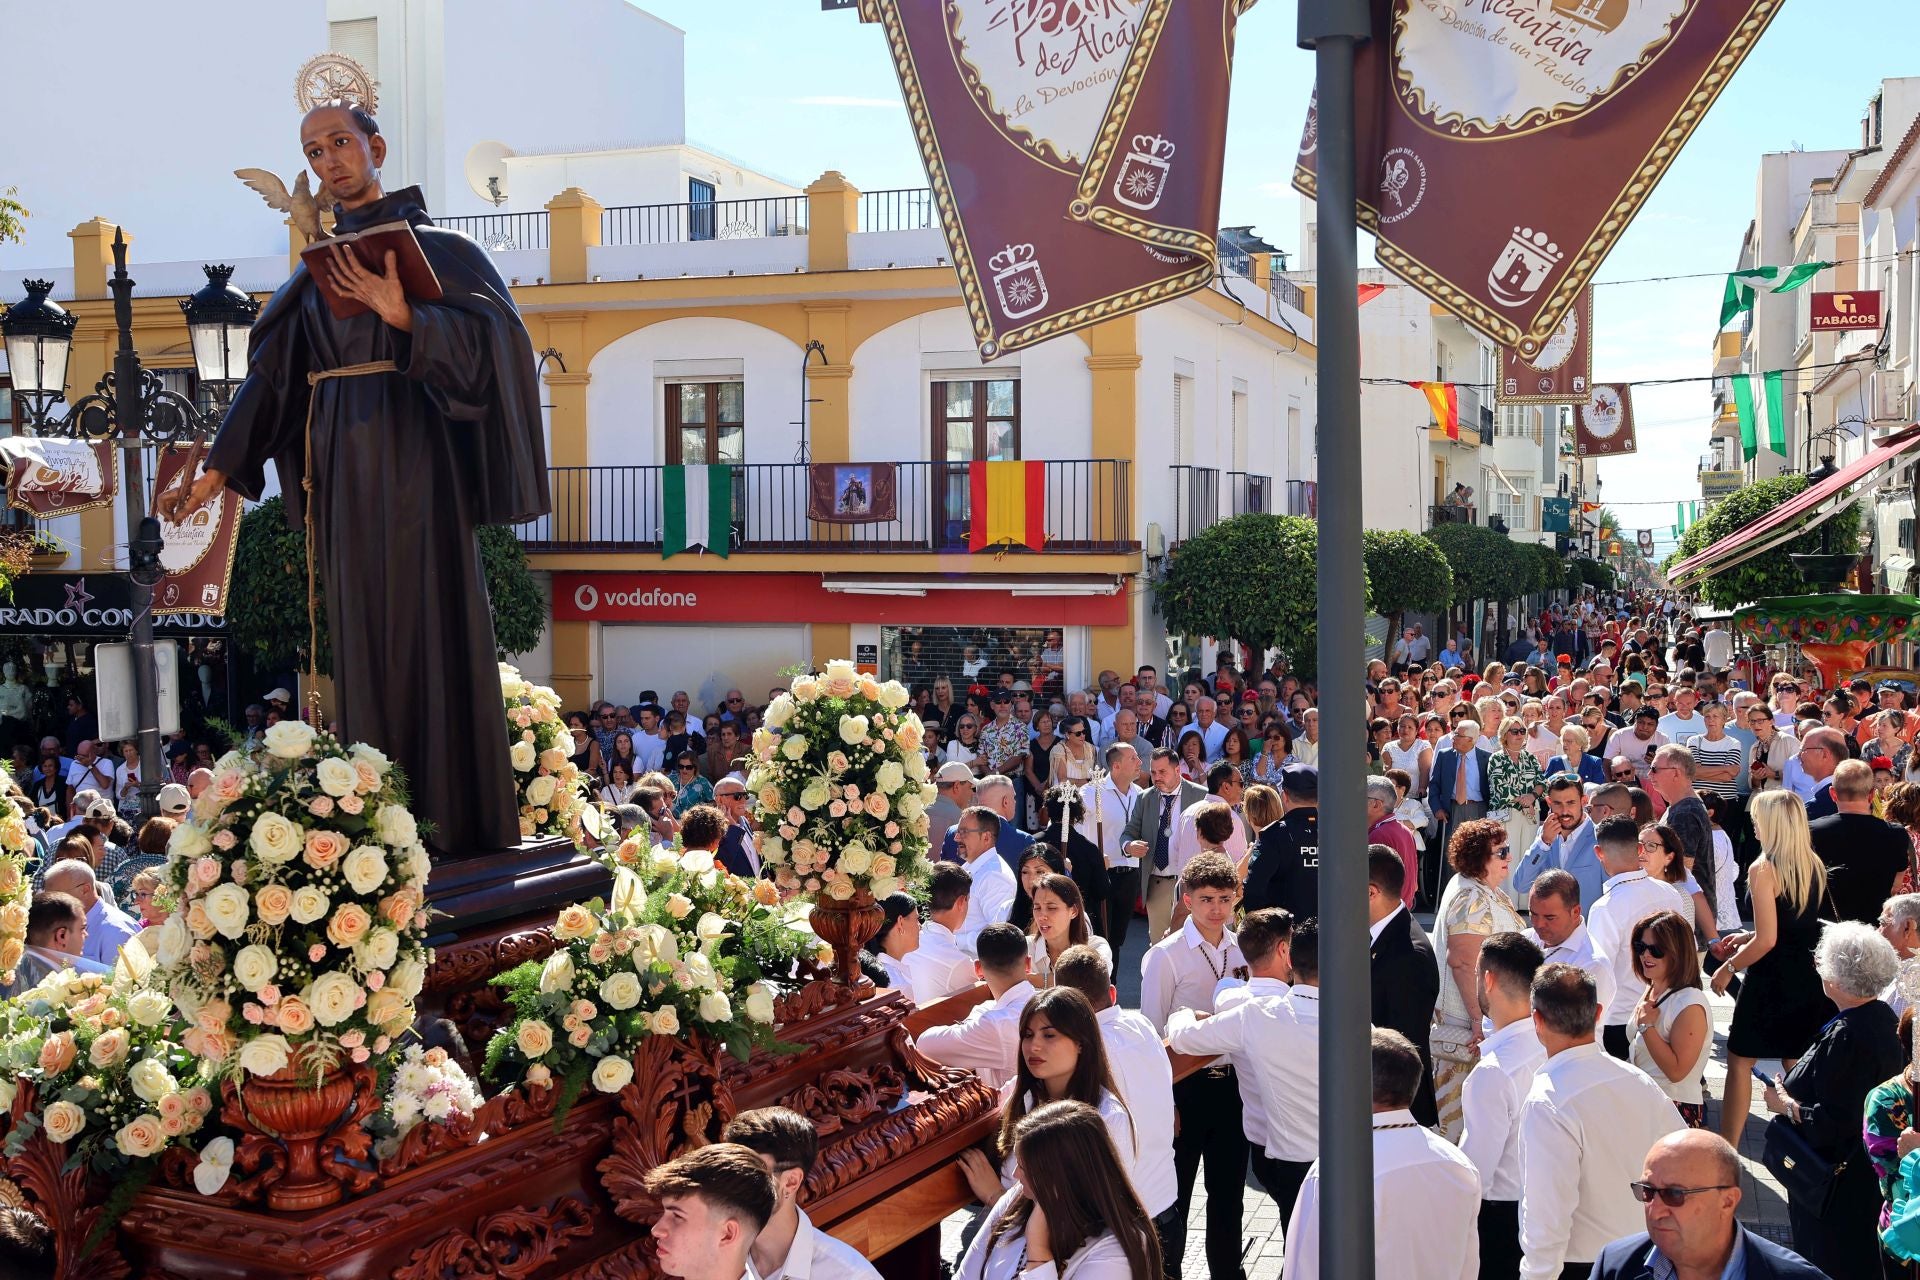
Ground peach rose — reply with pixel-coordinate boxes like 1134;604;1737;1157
275;996;316;1035
303;829;351;870
378;889;416;928
38;1031;76;1075
553;904;596;941
254;884;294;926
326;903;373;948
42;1101;86;1144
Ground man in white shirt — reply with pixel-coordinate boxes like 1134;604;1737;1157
950;807;1017;956
1607;708;1668;782
64;741;114;800
631;704;669;775
1135;664;1174;721
1080;742;1145;952
1516;964;1684;1280
1655;686;1704;746
1701;622;1733;673
644;1142;777;1280
1524;870;1616;1024
1166;766;1251;879
1167;910;1321;1232
1284;1028;1480;1280
1140;852;1247;1280
1053;945;1181;1248
1460;932;1548;1279
1191;696;1230;760
1583;817;1684;1059
913;923;1035;1088
905;864;978;1004
721;1108;880;1280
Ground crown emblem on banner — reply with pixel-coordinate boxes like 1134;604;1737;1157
1550;0;1627;34
1129;134;1177;162
988;244;1038;273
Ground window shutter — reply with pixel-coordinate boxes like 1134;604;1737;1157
329;19;379;83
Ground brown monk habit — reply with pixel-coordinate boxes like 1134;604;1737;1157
207;185;550;854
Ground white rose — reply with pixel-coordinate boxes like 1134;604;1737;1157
799;779;830;811
389;958;427;1000
130;1056;177;1103
874;761;905;795
525;775;558;808
202;884;251;939
879;681;910;710
263;720;316;760
306;972;362;1026
838;714;869;746
591;1054;635;1093
238;1035;292;1077
781;735;808;761
249;811;303;865
154;916;190;968
539;950;576;994
354;927;400;972
406;844;432;885
509;740;537;773
290;885;331;924
342;845;390;896
351;742;391;774
168;822;213;859
651;1006;681;1035
232;944;279;992
599;971;643;1010
903;752;928;783
838;844;873;876
744;985;777;1024
698;990;732;1022
764;695;796;729
128;988;172;1027
678;849;715;875
314;756;358;798
375;805;418;848
869;876;901;898
896;793;925;822
683;952;717;990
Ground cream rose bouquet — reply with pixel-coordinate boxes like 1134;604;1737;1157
500;663;591;844
153;725;432;1081
483;830;814;1111
0;774;30;984
0;966;213;1178
746;659;933;901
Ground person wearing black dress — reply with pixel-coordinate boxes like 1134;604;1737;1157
1711;790;1835;1149
1762;919;1904;1278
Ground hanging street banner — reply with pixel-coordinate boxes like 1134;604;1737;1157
808;462;899;524
1294;0;1787;358
1637;529;1655;555
152;447;241;617
1499;287;1592;405
1810;290;1884;331
1576;383;1637;457
5;440;117;517
1541;496;1572;533
857;0;1253;359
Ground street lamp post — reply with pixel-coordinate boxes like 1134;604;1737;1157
1;233;256;818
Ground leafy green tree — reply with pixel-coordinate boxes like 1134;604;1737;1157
1530;541;1567;594
1156;514;1365;679
230;496;546;674
1425;523;1534;604
0;188;26;245
1665;475;1862;610
1569;557;1617;591
1363;528;1452;640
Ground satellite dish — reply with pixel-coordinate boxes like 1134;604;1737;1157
464;140;514;206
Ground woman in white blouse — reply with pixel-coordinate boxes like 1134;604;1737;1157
1024;874;1112;988
956;1100;1164;1280
1628;908;1713;1128
599;762;638;808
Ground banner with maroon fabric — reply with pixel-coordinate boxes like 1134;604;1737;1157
1575;383;1637;458
6;440;116;517
1500;287;1593;406
152;446;241;616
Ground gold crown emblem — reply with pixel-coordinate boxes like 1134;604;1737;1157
1550;0;1626;34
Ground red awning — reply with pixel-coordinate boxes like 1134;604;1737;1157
1668;424;1920;590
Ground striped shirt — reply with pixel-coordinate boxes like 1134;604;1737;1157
1683;734;1746;799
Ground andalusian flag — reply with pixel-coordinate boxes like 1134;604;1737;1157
663;464;733;558
1732;371;1787;461
1413;382;1460;440
969;460;1046;553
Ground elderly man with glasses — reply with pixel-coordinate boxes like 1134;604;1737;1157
712;776;760;879
1782;725;1846;819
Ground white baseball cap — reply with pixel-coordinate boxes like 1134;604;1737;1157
157;783;191;816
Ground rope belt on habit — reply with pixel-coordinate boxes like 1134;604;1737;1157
301;361;399;721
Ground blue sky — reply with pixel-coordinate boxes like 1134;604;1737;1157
640;0;1915;555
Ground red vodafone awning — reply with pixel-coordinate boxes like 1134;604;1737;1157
1668;425;1920;591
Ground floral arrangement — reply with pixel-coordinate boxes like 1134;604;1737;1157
746;659;934;901
0;966;213;1175
500;663;591;843
0;774;30;984
153;722;432;1081
485;831;816;1104
368;1043;482;1160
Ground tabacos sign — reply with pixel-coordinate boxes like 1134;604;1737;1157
1810;290;1883;331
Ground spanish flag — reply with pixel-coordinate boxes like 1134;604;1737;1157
1412;381;1459;440
969;460;1046;553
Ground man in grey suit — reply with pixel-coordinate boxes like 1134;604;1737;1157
1428;720;1490;909
1120;746;1207;942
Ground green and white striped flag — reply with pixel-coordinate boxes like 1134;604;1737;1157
663;464;733;558
1732;371;1787;462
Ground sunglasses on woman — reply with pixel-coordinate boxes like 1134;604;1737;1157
1631;939;1666;960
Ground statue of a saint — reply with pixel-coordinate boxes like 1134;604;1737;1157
166;103;550;854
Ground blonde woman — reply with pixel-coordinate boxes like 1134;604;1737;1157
1474;697;1506;754
1239;783;1283;883
1710;789;1835;1147
1485;716;1545;866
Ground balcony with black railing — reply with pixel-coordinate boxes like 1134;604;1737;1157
1227;471;1271;516
1170;465;1221;542
1429;502;1478;529
601;196;808;245
513;459;1134;555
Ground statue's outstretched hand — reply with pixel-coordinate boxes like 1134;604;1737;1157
159;468;228;523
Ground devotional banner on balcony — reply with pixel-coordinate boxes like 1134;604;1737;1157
1293;0;1786;358
152;447;241;616
1575;383;1638;458
808;462;899;524
4;439;117;517
856;0;1252;360
1499;287;1592;406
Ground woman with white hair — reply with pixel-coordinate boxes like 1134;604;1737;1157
1545;723;1606;787
1762;919;1904;1278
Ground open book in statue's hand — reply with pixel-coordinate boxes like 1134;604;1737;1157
299;220;443;320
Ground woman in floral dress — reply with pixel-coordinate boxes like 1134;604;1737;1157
1485;717;1545;873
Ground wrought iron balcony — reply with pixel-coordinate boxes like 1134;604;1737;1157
1227;471;1271;516
512;459;1134;554
1429;502;1477;528
1170;465;1220;542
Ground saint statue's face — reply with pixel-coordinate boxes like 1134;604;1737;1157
301;105;386;207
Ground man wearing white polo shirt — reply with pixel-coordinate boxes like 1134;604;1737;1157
1583;817;1684;1060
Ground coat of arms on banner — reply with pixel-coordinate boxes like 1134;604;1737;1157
1113;134;1177;211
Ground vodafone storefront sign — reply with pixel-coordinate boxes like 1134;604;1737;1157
552;573;1127;627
